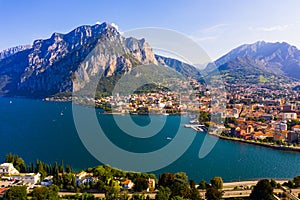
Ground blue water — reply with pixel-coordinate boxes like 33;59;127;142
1;97;300;182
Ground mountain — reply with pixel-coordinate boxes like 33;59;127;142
2;23;300;99
155;55;203;81
212;41;300;80
0;23;159;98
0;45;32;61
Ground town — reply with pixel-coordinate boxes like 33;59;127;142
51;76;300;150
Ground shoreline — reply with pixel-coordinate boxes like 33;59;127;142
206;131;300;153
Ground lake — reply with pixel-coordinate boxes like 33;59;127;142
1;97;300;182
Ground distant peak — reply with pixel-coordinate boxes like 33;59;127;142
254;40;266;46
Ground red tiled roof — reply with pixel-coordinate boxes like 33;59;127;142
292;125;300;129
0;188;8;195
122;180;132;185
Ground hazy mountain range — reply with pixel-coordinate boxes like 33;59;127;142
0;22;300;98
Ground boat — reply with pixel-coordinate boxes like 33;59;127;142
166;137;172;140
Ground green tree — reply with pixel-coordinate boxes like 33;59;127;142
198;180;207;190
270;179;277;188
62;173;76;190
294;176;300;188
48;185;59;200
199;111;211;123
36;160;47;180
81;192;96;200
283;180;295;188
159;173;175;188
170;196;189;200
169;172;190;198
66;165;73;173
132;194;145;200
119;193;130;200
170;181;190;198
105;180;120;200
134;177;149;192
210;177;223;189
5;153;26;172
32;185;59;200
156;186;171;200
174;172;188;183
3;186;27;200
250;179;273;200
205;187;223;200
190;179;201;200
32;186;49;200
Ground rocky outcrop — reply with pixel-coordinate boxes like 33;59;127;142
0;23;158;97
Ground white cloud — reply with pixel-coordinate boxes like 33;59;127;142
199;24;228;34
189;35;216;43
249;24;291;32
189;24;228;42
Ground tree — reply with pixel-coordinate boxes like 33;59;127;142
32;186;49;200
170;181;190;198
5;153;26;172
198;180;207;189
159;173;175;188
132;194;145;200
62;173;76;190
119;193;130;200
3;186;27;200
66;165;73;173
250;179;273;200
270;179;277;188
81;192;96;200
36;160;47;180
59;160;64;173
134;177;148;192
190;179;201;200
175;172;188;183
199;111;211;123
205;187;223;200
31;185;59;200
210;177;223;189
170;196;189;200
156;186;171;200
294;176;300;188
105;180;120;200
48;185;59;200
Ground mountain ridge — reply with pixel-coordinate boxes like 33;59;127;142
0;22;159;98
213;40;300;80
1;24;300;98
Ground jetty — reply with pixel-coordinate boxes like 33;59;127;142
184;124;207;132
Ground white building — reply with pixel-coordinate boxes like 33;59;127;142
76;171;94;186
0;163;19;175
121;179;134;189
282;112;297;120
11;173;41;185
147;178;155;192
41;176;53;186
274;122;287;131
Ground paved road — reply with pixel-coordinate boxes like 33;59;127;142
58;192;156;199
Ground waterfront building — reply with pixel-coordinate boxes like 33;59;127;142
0;163;19;175
11;173;41;185
288;131;300;144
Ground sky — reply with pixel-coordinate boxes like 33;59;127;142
1;0;300;60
